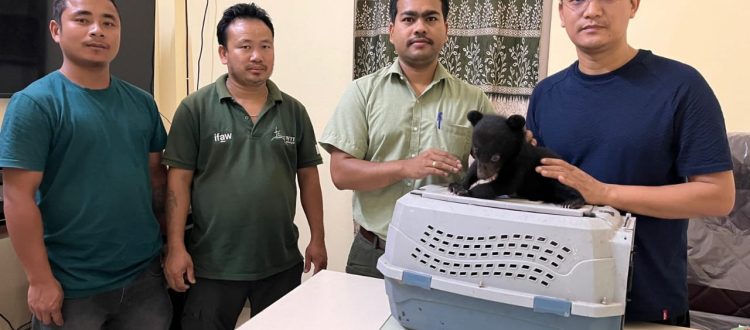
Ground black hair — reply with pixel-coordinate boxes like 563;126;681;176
389;0;449;23
217;3;274;47
52;0;120;27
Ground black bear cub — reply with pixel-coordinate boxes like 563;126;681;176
448;111;585;208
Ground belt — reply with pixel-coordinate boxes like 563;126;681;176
359;226;386;250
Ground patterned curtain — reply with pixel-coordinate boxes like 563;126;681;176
353;0;552;116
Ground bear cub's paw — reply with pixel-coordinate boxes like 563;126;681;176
448;183;470;196
560;197;585;209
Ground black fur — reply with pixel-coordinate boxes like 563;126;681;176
449;111;585;208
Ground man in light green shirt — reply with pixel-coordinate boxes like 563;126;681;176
319;0;494;278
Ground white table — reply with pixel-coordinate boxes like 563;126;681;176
238;270;391;329
237;270;694;330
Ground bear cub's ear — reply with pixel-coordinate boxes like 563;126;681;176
467;110;483;126
506;114;526;131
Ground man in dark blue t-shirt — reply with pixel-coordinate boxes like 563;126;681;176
526;0;734;327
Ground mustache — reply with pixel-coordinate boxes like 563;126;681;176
246;64;267;70
579;22;605;31
407;37;433;46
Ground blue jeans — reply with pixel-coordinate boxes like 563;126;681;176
32;257;172;330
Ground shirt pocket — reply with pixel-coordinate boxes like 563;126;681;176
436;123;472;160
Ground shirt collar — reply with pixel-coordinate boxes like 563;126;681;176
216;73;283;104
387;58;450;84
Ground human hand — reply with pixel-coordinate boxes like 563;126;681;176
164;246;195;292
536;158;610;206
27;277;64;326
304;239;328;274
403;148;462;180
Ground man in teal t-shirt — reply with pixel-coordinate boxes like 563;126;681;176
0;0;170;329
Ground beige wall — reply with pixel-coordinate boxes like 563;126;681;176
0;99;7;123
0;235;29;330
154;0;188;129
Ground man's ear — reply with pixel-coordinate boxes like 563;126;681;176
49;19;61;44
388;22;394;44
558;1;566;28
629;0;641;18
218;45;228;65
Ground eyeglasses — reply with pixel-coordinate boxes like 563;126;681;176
562;0;619;12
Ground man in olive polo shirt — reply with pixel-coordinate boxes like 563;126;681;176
162;4;327;329
319;0;494;278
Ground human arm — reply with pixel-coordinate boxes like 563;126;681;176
163;167;196;291
297;166;327;274
328;147;462;192
149;152;167;232
322;79;462;191
2;168;64;326
536;158;735;219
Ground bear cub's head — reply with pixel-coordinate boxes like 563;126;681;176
467;110;526;180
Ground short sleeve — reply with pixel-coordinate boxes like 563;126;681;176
148;99;168;153
673;71;732;177
296;104;323;168
318;82;370;159
0;93;53;171
162;102;199;170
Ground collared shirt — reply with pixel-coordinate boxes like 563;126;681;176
163;74;322;280
319;60;494;239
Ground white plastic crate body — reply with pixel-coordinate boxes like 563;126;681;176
383;277;622;330
378;186;635;322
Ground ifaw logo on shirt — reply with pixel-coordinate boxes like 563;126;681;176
213;132;232;143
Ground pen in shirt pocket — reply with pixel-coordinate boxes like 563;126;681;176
436;111;443;130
